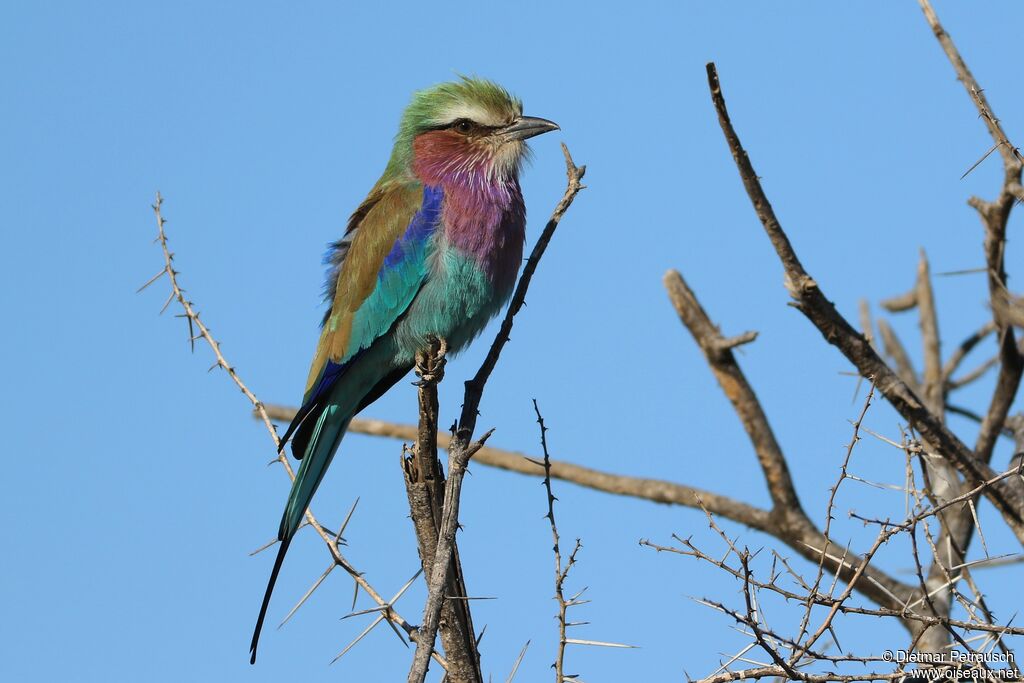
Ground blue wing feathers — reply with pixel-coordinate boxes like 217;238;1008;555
282;185;443;457
341;185;441;363
382;185;442;269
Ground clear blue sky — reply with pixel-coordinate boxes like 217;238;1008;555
3;2;1022;681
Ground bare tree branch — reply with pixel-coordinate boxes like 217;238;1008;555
917;1;1024;611
264;405;778;528
942;322;995;388
877;318;921;394
704;60;1024;542
917;0;1023;174
916;251;944;418
402;338;482;683
663;269;799;514
917;0;1024;470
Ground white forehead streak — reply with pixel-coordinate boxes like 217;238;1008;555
434;102;508;127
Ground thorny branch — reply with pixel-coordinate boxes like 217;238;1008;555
145;194;447;671
875;250;965;653
150;145;586;682
533;400;633;683
535;400;581;683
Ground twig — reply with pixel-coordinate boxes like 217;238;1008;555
740;553;801;679
877;319;920;394
915;251;944;417
505;640;530;683
918;0;1023;469
643;536;1024;637
793;386;874;652
942;322;995;387
535;399;580;682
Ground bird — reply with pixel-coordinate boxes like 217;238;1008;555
249;77;559;663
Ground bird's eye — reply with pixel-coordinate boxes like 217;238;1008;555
454;119;473;134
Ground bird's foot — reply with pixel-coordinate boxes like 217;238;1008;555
414;336;448;386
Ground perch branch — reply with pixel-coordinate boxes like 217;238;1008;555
402;338;482;683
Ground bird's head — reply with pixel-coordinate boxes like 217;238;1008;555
387;76;558;187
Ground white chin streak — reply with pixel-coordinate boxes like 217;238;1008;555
442;141;525;194
489;141;526;182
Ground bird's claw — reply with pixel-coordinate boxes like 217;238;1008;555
413;337;448;386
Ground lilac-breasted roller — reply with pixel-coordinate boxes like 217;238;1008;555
249;77;558;662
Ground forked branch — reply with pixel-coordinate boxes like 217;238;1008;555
704;61;1024;542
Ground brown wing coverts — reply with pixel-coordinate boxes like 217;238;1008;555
303;181;423;397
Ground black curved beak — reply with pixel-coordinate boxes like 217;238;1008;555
498;116;560;141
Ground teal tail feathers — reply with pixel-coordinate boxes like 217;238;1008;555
250;407;351;664
249;535;291;664
280;408;351;540
249;335;410;664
